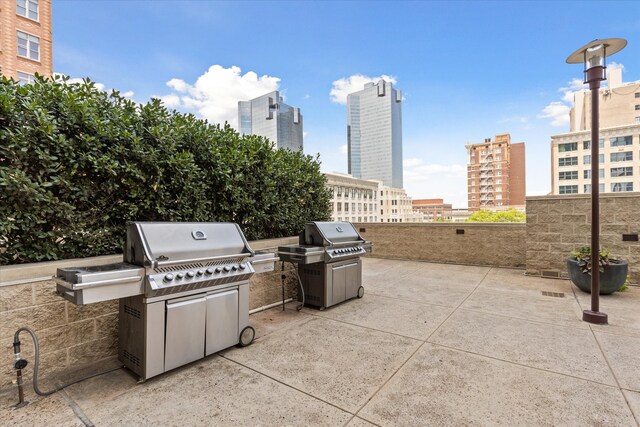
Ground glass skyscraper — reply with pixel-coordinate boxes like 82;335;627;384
237;91;303;152
347;80;403;188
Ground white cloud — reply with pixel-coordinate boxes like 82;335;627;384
540;61;633;128
403;158;468;208
538;102;571;127
158;65;281;128
304;94;311;99
55;73;134;99
154;94;181;108
330;74;397;105
339;144;348;155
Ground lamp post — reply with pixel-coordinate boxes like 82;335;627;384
566;38;627;324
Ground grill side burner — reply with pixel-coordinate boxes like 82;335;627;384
278;221;371;309
54;221;260;381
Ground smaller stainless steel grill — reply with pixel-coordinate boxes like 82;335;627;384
54;222;259;381
278;221;371;309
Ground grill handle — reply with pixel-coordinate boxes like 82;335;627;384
153;253;252;268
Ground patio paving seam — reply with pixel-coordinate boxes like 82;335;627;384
450;305;586;330
217;353;357;417
362;289;468;310
425;340;628;391
350;266;494;423
58;388;93;427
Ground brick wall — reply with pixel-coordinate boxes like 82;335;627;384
356;223;526;267
0;237;297;391
526;194;640;282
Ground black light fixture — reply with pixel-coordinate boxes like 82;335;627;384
566;38;627;324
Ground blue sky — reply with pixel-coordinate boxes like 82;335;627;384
53;1;640;208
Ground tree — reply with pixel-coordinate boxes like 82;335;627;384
466;208;525;223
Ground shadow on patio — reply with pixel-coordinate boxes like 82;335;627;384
2;257;639;426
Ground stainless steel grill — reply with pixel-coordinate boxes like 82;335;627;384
54;222;258;381
278;221;372;309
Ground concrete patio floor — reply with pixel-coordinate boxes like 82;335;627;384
2;257;640;426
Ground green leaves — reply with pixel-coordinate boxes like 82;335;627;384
0;75;330;264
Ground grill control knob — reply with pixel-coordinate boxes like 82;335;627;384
186;271;195;278
205;268;214;275
239;263;246;270
176;273;184;279
223;266;231;272
197;270;204;276
231;265;238;271
215;267;222;273
164;274;174;282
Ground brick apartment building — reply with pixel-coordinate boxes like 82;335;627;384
411;199;452;222
466;133;526;211
0;0;53;83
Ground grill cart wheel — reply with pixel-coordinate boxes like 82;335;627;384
357;286;364;298
239;326;255;347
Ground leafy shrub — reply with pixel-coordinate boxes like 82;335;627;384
0;75;330;264
465;208;525;223
570;246;620;275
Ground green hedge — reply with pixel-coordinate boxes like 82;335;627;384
0;76;330;265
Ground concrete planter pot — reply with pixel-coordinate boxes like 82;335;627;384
567;257;628;295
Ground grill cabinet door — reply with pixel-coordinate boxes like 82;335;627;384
331;261;360;306
205;289;239;355
165;294;206;372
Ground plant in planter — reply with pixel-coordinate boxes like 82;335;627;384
567;246;629;294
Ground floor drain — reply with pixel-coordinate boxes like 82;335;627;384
541;291;565;298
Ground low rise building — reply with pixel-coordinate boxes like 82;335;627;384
324;172;422;223
324;172;379;223
412;199;453;222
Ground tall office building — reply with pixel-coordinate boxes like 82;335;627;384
347;79;403;188
466;133;526;211
0;0;53;83
551;68;640;196
238;91;303;152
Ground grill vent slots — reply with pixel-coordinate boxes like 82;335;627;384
124;304;141;319
122;350;140;367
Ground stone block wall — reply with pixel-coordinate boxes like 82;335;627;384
526;194;640;283
0;237;298;391
355;223;526;267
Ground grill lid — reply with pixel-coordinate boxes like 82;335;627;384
125;222;254;266
301;221;365;246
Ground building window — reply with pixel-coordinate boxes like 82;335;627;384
611;182;633;192
559;157;578;167
610;136;632;147
17;0;39;21
559;171;578;180
17;31;39;61
17;71;35;85
584;184;605;194
610;166;633;177
635;117;640;124
636;93;640;98
337;202;342;212
344;203;349;212
583;140;604;150
558;142;578;152
559;185;578;195
583;169;604;179
636;105;640;110
583;154;604;165
610;152;632;162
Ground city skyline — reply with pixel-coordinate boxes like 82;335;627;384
238;90;304;152
52;1;640;207
347;80;403;188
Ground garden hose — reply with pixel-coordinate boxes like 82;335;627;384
13;327;122;399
